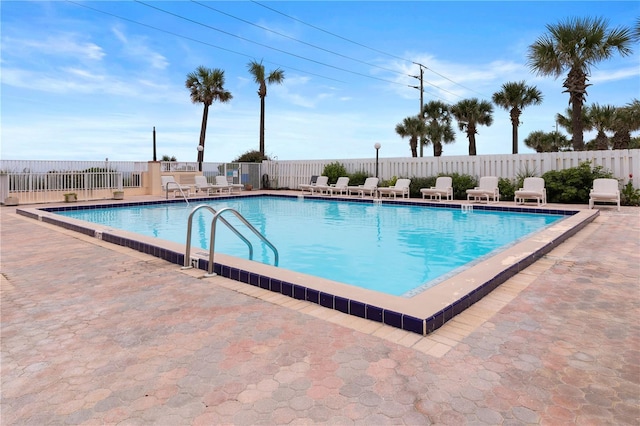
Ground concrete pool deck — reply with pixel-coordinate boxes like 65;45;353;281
1;195;639;424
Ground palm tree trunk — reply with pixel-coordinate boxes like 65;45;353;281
434;142;442;157
259;96;266;156
510;109;519;154
198;103;210;163
410;137;418;157
571;97;585;151
467;126;477;156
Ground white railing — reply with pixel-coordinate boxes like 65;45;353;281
0;160;146;189
262;149;640;190
2;171;123;204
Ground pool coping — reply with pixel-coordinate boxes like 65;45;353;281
16;194;599;335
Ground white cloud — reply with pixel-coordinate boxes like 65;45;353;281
111;26;169;70
3;34;105;61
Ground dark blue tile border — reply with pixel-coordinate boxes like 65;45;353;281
17;194;594;336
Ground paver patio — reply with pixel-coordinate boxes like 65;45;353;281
1;200;638;425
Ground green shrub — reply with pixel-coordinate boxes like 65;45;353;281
322;162;348;184
379;176;398;188
515;165;539;190
498;178;516;201
409;177;435;198
542;161;613;204
234;150;269;162
348;170;369;186
451;173;477;200
621;174;640;206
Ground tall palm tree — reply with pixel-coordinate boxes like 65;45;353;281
492;81;543;154
395;116;427;157
527;17;633;151
450;98;494;156
421;101;455;157
185;66;232;166
247;60;285;157
611;99;640;149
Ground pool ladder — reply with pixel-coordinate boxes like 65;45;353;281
165;184;190;205
183;205;279;277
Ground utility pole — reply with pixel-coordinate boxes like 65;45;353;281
410;63;425;156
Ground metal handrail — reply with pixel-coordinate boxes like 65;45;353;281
183;205;279;277
165;183;190;205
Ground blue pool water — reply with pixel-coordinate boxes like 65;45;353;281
58;197;564;296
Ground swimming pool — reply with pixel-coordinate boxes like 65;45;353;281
57;196;563;297
20;194;598;335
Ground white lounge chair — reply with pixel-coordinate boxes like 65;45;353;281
216;175;244;193
378;178;411;199
300;176;329;194
466;176;500;204
420;177;453;202
161;175;191;198
589;178;620;211
515;177;547;206
348;177;379;198
327;177;350;196
194;175;218;196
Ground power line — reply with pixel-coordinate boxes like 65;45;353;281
421;65;489;98
250;0;414;64
251;0;487;99
66;0;346;84
191;0;404;77
67;0;450;102
134;0;413;88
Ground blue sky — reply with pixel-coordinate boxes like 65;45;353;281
2;1;638;162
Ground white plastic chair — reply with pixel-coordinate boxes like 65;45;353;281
378;179;411;199
300;176;328;194
515;177;547;206
161;175;191;198
589;178;620;211
347;177;379;198
328;177;350;196
420;177;453;202
215;175;243;193
194;175;217;195
466;176;500;204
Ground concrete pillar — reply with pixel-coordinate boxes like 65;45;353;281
147;161;162;196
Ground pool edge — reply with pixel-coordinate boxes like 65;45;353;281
16;195;599;336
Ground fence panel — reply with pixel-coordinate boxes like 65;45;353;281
263;149;639;190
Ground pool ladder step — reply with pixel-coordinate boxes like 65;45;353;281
183;205;279;277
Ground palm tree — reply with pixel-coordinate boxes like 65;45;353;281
450;98;494;156
556;107;593;138
185;66;232;167
247;60;285;157
527;17;633;151
611;99;640;149
421;101;455;157
492;81;543;154
395;116;427;157
525;130;570;152
586;103;616;150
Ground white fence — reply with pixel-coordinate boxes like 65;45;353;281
263;149;640;189
1;150;638;203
